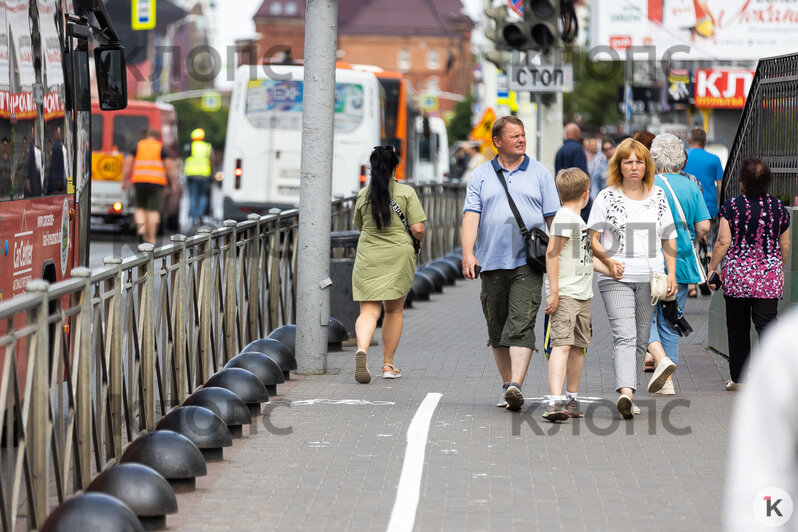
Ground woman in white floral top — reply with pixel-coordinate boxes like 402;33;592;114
587;138;677;419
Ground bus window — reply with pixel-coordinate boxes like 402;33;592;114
91;114;103;151
112;115;149;153
245;80;364;132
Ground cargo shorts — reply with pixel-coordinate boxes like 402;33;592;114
549;295;592;349
479;264;542;351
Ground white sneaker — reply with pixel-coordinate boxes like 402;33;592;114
647;358;676;393
655;379;675;395
631;404;641;416
617;394;633;419
725;380;741;391
497;384;509;407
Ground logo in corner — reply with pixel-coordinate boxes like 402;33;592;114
754;487;793;527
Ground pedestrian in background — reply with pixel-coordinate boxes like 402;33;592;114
602;138;616;161
461;116;560;411
585;137;608;200
555;122;590;221
707;158;791;391
123;129;177;245
185;128;214;224
685;127;724;288
352;145;426;384
588;138;677;419
633;130;655;150
542;168;594;422
645;133;710;395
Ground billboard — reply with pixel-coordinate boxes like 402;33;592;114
693;68;754;108
591;0;798;60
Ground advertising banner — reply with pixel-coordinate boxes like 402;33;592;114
693;68;754;108
591;0;798;60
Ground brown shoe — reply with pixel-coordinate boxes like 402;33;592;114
542;402;569;422
565;398;583;418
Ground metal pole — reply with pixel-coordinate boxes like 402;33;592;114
624;56;633;135
296;0;337;374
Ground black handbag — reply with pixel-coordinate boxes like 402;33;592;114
494;166;549;273
390;198;421;254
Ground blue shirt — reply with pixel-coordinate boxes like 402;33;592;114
463;155;560;272
655;172;711;284
684;147;723;217
554;139;588;174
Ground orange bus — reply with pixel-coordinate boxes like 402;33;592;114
90;100;180;231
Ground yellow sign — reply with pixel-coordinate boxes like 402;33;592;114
132;0;156;30
92;153;124;181
469;108;496;142
420;94;439;112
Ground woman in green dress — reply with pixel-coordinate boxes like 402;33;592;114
352;146;426;383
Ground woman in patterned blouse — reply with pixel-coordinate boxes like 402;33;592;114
707;158;791;391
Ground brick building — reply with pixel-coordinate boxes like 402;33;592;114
253;0;473;115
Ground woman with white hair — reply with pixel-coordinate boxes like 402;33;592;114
646;133;711;394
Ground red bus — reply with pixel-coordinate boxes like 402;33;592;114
0;0;127;299
90;99;180;231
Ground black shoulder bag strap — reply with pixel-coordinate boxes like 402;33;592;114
390;198;420;254
494;165;529;239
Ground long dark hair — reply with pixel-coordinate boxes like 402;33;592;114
367;145;399;229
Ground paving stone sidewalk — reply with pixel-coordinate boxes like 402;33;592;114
176;277;734;532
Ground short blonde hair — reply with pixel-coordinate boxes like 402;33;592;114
555;167;590;203
606;138;655;190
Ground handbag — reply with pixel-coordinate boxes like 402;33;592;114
494;166;549;273
659;174;707;284
390;198;421;255
633;222;673;305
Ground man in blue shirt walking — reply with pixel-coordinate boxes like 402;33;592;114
684;128;724;293
555;122;590;220
461;116;560;412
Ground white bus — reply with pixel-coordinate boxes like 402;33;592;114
414;116;449;183
222;64;382;219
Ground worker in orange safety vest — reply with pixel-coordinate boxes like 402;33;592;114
122;128;177;244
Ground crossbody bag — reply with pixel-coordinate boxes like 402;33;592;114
494;166;548;274
390;198;421;255
659;174;707;284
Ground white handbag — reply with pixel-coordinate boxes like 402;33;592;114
649;272;672;305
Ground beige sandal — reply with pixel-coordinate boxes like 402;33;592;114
382;364;401;379
355;350;371;384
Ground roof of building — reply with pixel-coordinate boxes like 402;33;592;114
254;0;472;36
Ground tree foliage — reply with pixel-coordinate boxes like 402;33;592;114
170;98;230;152
563;49;624;128
447;93;474;142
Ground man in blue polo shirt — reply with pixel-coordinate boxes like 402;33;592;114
461;116;560;411
685;127;724;294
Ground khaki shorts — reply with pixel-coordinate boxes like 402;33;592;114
549;296;591;349
479;264;542;350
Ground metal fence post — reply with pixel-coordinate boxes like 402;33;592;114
25;280;50;528
223;220;238;363
103;257;123;459
170;235;187;404
197;228;213;385
137;244;156;430
70;267;92;488
247;214;262;343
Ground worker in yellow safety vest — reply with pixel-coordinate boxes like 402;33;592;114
185;128;214;224
122;128;176;244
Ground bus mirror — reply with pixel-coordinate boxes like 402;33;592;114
94;45;127;111
73;0;101;16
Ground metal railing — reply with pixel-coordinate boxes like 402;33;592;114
722;53;798;205
0;183;465;529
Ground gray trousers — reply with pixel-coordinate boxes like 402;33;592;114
598;279;656;392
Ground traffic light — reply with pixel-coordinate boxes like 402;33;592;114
526;0;561;49
483;4;511;67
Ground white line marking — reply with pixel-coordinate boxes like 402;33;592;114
13;268;33;277
14;231;33;237
386;392;442;532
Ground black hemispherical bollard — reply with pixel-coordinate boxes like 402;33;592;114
120;431;207;494
267;325;296;359
412;272;434;301
439;256;464;279
430;260;458;284
418;265;446;293
328;317;349;351
41;493;143;532
154;406;232;462
183;387;251;438
242;338;296;380
225;351;285;396
204;367;270;416
86;463;177;531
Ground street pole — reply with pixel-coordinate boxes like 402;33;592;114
295;0;337;374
